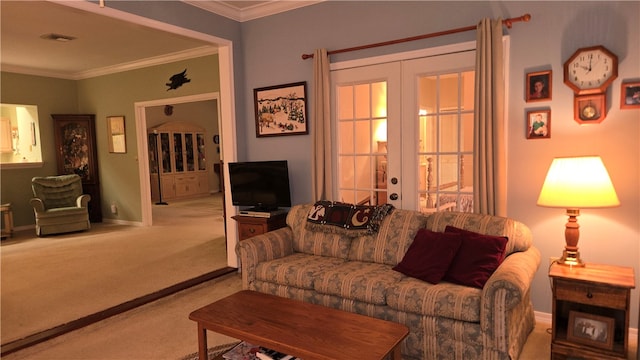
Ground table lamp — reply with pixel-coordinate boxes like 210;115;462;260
536;156;619;267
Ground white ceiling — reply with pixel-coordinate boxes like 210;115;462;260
0;1;319;80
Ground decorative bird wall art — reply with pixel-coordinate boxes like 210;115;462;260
166;69;191;91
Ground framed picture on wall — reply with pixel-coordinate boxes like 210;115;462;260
620;81;640;109
526;109;550;139
254;81;308;137
526;70;552;102
107;116;126;153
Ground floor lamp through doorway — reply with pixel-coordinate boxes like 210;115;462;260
152;130;168;205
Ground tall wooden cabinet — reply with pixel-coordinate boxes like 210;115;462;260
148;122;208;202
51;114;102;222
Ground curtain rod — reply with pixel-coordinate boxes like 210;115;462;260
301;13;531;60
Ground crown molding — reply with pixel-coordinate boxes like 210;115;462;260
182;1;323;22
2;46;218;81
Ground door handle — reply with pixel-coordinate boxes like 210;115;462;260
390;193;399;200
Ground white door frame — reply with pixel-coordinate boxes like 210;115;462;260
64;2;240;268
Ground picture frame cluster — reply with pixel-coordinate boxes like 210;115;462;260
525;70;552;140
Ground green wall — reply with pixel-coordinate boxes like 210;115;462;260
0;73;78;227
0;54;220;227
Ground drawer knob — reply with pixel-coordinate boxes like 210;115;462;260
586;291;593;299
249;228;255;233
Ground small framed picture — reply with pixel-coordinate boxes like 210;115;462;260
107;116;126;153
526;109;550;139
526;70;552;102
567;311;614;350
254;81;308;137
574;94;606;124
620;81;640;109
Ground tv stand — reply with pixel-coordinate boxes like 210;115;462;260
232;212;288;241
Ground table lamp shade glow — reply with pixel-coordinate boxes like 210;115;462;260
537;156;619;266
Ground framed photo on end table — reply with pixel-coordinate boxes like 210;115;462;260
567;311;615;350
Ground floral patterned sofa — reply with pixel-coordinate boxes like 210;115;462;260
237;203;541;360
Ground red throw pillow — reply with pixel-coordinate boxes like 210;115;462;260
443;226;508;288
393;228;463;284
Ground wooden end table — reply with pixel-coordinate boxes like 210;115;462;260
189;290;409;360
549;262;635;360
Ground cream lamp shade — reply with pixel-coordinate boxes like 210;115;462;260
537;156;619;266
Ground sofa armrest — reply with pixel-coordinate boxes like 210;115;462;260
236;227;295;289
480;246;541;333
76;194;91;208
30;198;45;213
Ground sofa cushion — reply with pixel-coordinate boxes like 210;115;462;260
255;253;346;289
349;209;429;266
314;262;405;305
392;229;463;284
286;204;353;259
386;276;482;323
442;226;508;289
425;211;532;255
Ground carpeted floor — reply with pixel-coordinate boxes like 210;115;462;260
179;342;241;360
0;194;227;345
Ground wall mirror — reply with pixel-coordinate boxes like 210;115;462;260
107;116;126;153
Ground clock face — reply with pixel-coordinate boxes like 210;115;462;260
564;46;618;95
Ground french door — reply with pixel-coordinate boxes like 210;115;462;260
331;47;476;211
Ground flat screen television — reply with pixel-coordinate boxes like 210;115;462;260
228;160;292;211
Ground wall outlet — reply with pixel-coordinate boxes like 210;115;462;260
110;203;117;214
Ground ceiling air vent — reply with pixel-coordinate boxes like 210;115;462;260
40;33;77;42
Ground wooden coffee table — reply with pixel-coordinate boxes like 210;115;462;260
189;290;409;360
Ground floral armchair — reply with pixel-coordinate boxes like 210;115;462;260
30;174;91;236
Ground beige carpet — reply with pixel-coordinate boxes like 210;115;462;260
1;194;227;344
2;272;637;360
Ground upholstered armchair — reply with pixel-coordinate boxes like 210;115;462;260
30;174;91;236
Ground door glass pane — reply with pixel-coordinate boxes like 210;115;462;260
417;68;474;213
440;114;458;152
197;134;206;171
354;120;371;154
336;80;388;206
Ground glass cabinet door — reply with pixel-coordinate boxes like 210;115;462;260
197;134;206;171
174;133;184;172
160;133;172;173
185;133;195;171
148;133;158;174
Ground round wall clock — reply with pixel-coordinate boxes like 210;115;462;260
563;45;618;95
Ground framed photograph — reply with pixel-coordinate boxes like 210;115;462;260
107;116;126;153
567;311;614;350
526;70;552;102
254;81;308;137
620;81;640;109
574;94;606;124
526;109;550;139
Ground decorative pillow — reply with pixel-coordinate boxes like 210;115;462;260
392;228;463;284
443;226;508;288
306;200;394;237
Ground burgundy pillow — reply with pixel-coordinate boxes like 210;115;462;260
443;226;508;288
393;229;463;284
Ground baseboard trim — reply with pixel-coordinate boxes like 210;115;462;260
0;266;237;356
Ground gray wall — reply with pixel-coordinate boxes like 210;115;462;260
236;1;640;325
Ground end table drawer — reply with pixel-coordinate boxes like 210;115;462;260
555;280;627;309
238;223;266;240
